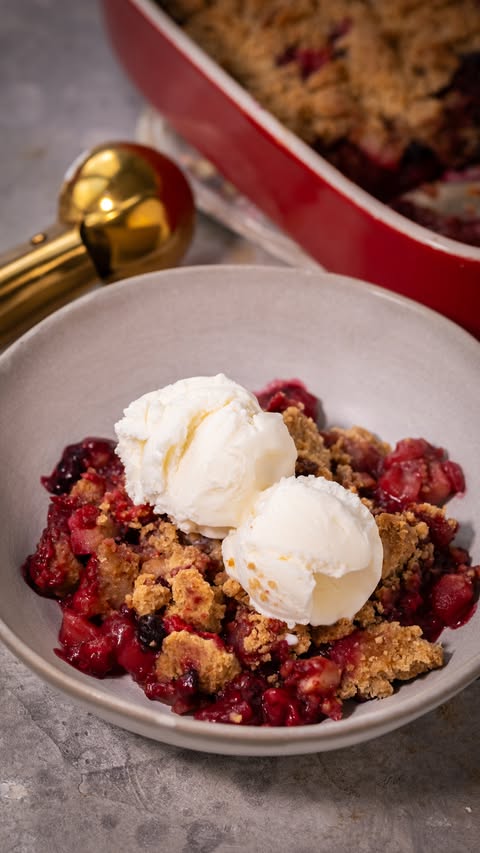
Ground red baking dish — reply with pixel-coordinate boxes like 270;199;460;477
102;0;480;338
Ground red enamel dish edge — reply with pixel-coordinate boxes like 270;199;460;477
102;0;480;338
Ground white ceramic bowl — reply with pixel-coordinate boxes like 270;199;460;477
1;265;479;756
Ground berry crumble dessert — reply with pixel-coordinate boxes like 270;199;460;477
22;376;479;727
159;0;480;246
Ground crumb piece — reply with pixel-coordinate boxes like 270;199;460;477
222;577;242;597
414;502;459;541
179;531;224;564
166;567;226;631
95;515;117;540
165;0;480;174
125;573;171;616
376;511;430;580
156;630;241;693
338;622;443;700
312;618;355;645
229;712;243;724
70;476;105;504
312;602;381;646
353;600;381;628
242;611;282;665
222;577;250;605
329;425;390;465
228;606;310;665
289;624;311;655
334;463;374;492
52;539;83;595
96;539;139;611
138;519;212;581
282;406;332;478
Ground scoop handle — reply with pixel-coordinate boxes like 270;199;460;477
0;224;99;348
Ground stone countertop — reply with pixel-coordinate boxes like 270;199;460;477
0;2;478;851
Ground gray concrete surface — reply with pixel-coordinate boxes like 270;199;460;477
0;2;479;851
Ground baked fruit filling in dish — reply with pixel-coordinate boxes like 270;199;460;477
159;0;480;246
23;377;479;727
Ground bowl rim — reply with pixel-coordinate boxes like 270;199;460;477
127;0;480;262
1;264;480;751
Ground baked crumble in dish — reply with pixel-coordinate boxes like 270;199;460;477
23;379;479;727
159;0;480;246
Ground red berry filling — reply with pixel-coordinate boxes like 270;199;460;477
254;378;318;421
41;437;121;495
430;573;476;628
68;505;103;555
23;495;82;597
145;669;200;715
194;658;343;726
194;672;267;724
57;607;156;682
376;438;465;511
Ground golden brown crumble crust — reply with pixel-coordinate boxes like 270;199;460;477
70;476;106;505
311;600;382;645
161;0;480;165
156;630;241;693
415;501;458;539
312;618;356;645
328;426;391;466
95;539;140;614
166;567;226;632
125;573;171;617
138;519;212;581
241;611;285;665
338;621;443;700
52;540;83;595
376;511;431;581
282;406;332;478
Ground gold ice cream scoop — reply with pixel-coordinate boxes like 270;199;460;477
0;141;195;347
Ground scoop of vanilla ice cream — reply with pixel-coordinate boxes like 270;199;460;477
222;475;383;627
114;374;297;538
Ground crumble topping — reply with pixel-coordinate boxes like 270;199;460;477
354;600;382;628
282;406;332;478
289;624;312;656
221;576;250;606
160;1;480;245
160;0;480;168
166;567;226;632
226;606;312;667
241;611;287;665
311;618;355;646
51;539;83;596
156;630;241;693
376;511;431;581
95;539;140;614
336;621;444;700
138;519;213;581
126;573;171;617
327;425;391;467
414;501;459;541
70;475;106;505
311;600;381;645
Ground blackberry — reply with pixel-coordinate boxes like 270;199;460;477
41;442;87;494
137;614;166;650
